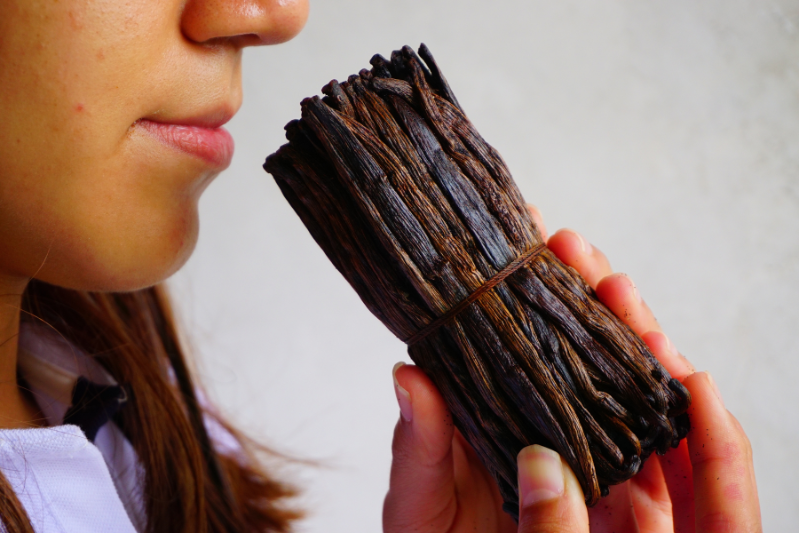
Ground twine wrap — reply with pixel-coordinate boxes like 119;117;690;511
404;242;546;345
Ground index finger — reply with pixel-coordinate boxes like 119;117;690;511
546;228;613;290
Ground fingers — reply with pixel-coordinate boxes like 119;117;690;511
527;204;610;290
628;457;674;533
658;440;696;533
546;229;612;289
533;210;663;350
594;273;661;337
516;445;590;533
383;363;457;533
587;483;639;533
546;225;695;376
641;331;695;382
543;223;654;336
683;372;762;532
450;431;519;533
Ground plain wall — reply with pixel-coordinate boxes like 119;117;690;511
169;1;798;530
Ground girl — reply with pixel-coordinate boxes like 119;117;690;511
0;1;761;532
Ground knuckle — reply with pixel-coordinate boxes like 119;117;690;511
696;511;736;532
696;510;761;533
517;500;578;533
384;491;457;533
692;439;750;473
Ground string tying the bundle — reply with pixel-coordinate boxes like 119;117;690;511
404;242;546;346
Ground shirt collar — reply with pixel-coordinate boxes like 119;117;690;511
17;321;120;428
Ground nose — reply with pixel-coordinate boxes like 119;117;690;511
181;0;309;47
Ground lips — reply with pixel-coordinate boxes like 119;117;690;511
137;118;235;168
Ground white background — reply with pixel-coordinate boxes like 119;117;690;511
170;1;798;531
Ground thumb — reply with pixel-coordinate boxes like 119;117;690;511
517;445;590;533
383;362;457;533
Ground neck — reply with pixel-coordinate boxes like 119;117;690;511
0;275;43;429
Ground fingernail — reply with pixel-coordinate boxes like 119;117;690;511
517;444;565;507
564;229;593;255
706;372;724;408
392;362;413;422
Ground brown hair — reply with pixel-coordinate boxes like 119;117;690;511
0;280;301;532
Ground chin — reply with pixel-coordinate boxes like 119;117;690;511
37;209;200;294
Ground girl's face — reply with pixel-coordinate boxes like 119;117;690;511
0;0;308;292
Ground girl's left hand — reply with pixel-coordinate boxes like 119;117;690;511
385;358;518;533
383;206;761;532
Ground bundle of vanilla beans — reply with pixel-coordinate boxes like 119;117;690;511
264;44;690;518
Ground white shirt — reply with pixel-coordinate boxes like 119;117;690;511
0;323;146;533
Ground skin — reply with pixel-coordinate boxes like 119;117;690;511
385;207;763;532
0;1;761;531
0;0;309;428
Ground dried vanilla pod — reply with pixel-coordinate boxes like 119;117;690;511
264;44;690;519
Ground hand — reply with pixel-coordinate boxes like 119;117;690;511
383;205;762;532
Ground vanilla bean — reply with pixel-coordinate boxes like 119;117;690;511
264;44;691;519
